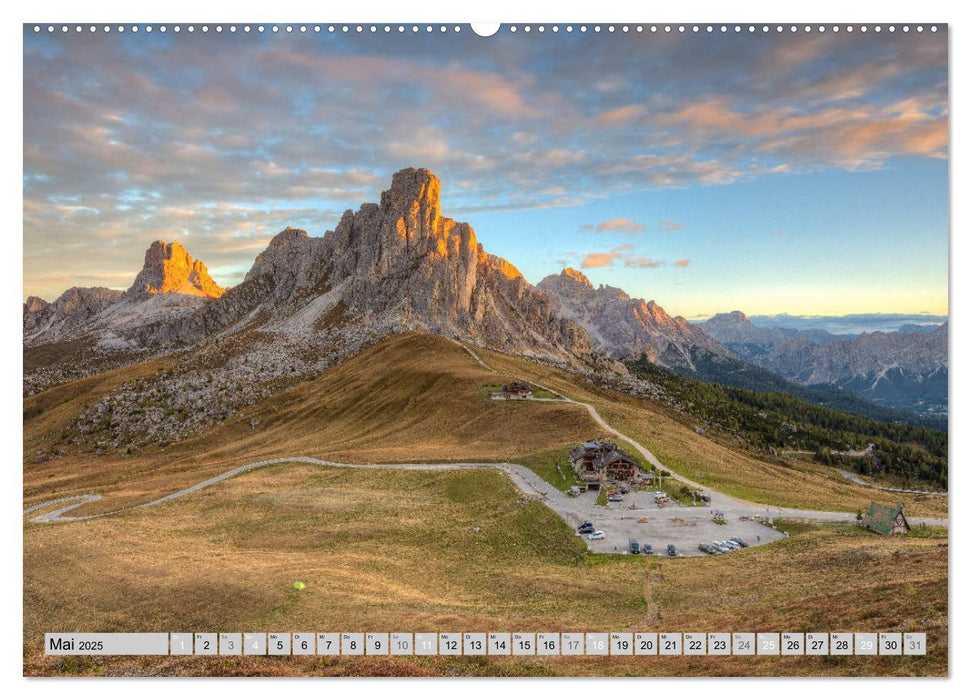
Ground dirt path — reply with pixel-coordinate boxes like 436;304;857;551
836;469;947;496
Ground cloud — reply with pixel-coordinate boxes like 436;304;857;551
625;257;664;269
659;221;684;232
580;251;621;269
583;217;647;234
578;244;666;270
597;104;645;125
672;259;691;268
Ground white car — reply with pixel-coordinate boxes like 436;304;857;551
586;530;605;541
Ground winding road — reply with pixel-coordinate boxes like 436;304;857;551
24;341;947;554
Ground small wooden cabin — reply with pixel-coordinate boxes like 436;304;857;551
863;502;910;535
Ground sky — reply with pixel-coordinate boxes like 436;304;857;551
22;25;949;319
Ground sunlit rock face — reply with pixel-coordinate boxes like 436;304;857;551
23;240;223;348
126;240;225;299
185;167;593;360
537;268;732;370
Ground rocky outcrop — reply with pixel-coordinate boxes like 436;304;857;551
537;268;729;369
23;240;224;349
314;168;591;357
23;287;124;343
180;168;592;360
126;240;225;299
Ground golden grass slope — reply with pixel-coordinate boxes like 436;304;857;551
24;462;946;677
23;334;598;515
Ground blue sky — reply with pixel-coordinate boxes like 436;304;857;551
23;26;948;318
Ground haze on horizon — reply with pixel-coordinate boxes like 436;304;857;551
23;26;948;320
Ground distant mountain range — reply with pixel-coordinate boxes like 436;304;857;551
701;311;947;417
23;167;946;431
743;312;947;336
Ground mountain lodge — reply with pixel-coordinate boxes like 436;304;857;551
863;502;911;535
489;380;533;400
569;440;642;489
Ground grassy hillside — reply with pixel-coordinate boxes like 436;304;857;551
23;334;599;515
24;462;946;677
24;332;948;518
476;348;947;518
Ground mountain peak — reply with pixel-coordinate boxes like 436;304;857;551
382;167;441;212
708;310;750;324
126;240;226;299
561;267;594;288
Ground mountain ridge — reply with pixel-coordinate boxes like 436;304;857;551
702;310;948;415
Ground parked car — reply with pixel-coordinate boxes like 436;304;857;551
698;543;717;555
641;543;653;555
607;494;624;502
730;536;749;548
629;540;640;554
620;487;629;494
577;523;595;534
667;544;677;556
721;540;741;551
712;542;732;553
700;495;712;503
587;531;605;541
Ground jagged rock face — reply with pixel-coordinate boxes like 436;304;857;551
23;287;124;342
23;240;223;349
537;268;729;369
308;168;589;357
185;167;589;359
126;240;225;299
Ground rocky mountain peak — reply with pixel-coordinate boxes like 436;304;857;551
24;296;49;314
126;240;226;299
537;271;732;369
269;227;311;247
561;267;594;288
382;167;441;212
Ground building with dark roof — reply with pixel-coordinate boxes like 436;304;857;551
569;439;642;487
863;502;910;535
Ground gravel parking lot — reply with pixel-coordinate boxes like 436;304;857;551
559;489;786;557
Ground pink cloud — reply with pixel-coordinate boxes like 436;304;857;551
580;251;621;269
587;217;647;234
